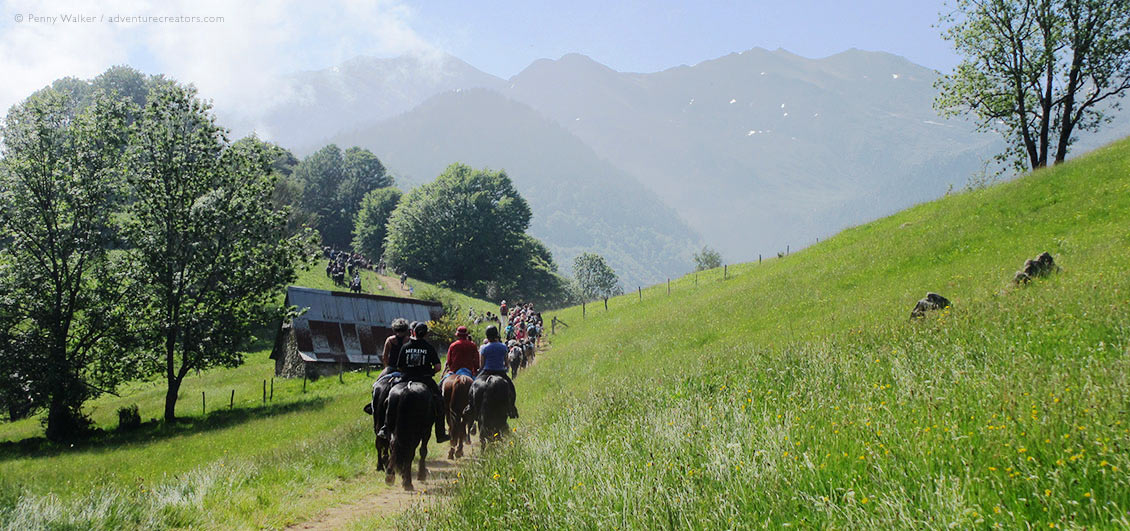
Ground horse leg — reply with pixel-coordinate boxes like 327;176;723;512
455;424;465;458
401;441;415;491
417;438;428;481
385;440;397;486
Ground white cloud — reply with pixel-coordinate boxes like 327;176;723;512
0;0;433;119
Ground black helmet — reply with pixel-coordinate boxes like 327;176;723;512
485;325;500;340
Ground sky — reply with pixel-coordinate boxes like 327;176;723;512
0;0;960;116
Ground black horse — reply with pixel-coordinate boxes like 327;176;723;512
368;376;401;472
467;375;511;449
383;381;435;491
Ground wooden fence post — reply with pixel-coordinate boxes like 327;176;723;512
759;254;762;264
604;297;608;311
230;389;234;409
339;360;344;384
667;278;670;295
787;245;790;255
724;265;728;279
202;391;206;415
582;302;586;319
270;378;274;401
638;286;642;300
263;380;267;403
302;372;307;393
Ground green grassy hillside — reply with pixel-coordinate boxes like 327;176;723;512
411;139;1130;529
0;265;495;529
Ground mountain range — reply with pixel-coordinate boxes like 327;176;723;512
220;47;1129;286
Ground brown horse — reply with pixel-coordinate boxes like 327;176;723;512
442;373;473;459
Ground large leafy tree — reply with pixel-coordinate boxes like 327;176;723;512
125;82;306;422
0;87;138;440
352;186;402;261
572;252;621;302
495;234;573;307
383;163;532;289
294;144;392;248
936;0;1130;170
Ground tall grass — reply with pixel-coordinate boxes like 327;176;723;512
0;266;494;529
410;139;1130;528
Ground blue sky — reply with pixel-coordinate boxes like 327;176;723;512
0;0;959;114
411;0;959;77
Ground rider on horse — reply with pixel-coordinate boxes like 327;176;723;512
475;325;519;418
377;322;450;443
444;326;480;379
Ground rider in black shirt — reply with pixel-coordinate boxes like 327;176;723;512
377;322;449;443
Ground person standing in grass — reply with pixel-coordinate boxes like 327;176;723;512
473;325;519;418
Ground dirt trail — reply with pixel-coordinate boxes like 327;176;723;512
287;442;476;530
375;274;413;298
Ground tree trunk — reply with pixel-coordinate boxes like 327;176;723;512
164;376;182;422
163;327;179;422
45;395;71;442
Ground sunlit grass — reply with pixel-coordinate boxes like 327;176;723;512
0;265;494;529
410;138;1130;529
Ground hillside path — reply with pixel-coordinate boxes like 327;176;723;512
375;274;412;298
286;443;476;530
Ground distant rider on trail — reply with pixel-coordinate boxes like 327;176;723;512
377;322;450;443
472;325;519;418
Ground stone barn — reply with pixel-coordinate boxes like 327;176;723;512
271;286;444;379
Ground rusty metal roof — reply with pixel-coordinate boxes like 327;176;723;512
282;286;444;365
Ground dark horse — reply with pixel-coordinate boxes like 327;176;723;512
442;374;473;459
508;346;524;379
382;381;435;490
368;376;399;472
467;375;511;449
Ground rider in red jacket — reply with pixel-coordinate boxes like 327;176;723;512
444;326;481;377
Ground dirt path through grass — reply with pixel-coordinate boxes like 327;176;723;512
286;442;477;530
376;274;412;298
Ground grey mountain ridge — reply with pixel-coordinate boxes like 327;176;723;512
220;47;1130;286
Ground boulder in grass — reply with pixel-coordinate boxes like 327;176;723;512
1014;252;1059;284
910;292;951;319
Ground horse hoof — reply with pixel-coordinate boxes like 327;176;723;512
418;471;427;481
385;474;395;486
448;449;455;460
455;449;464;458
403;483;414;491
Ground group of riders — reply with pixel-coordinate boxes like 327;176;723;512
370;300;543;446
324;248;379;293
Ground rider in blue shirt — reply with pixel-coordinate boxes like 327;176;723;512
477;325;518;418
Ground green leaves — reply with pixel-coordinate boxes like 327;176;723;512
693;246;723;272
293;144;392;249
936;0;1130;170
351;186;402;261
572;252;620;302
123;82;308;420
0;85;135;438
383;163;532;290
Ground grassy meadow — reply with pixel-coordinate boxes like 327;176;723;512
0;264;490;529
407;139;1130;529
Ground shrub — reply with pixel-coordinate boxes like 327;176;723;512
117;405;141;431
